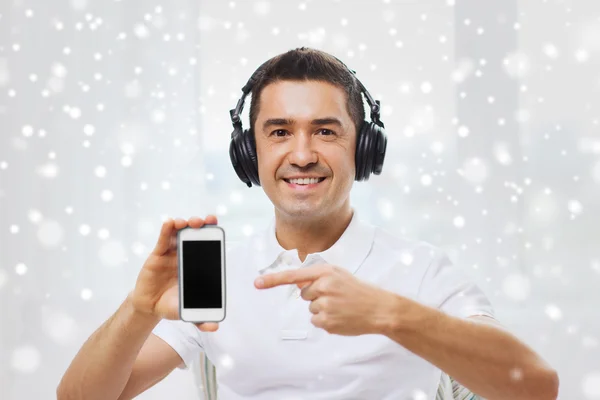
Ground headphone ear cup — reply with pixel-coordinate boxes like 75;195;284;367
355;122;371;181
363;124;376;180
241;129;260;186
355;122;387;181
372;124;387;175
229;127;253;187
355;123;364;181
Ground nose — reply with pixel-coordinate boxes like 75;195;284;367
287;133;318;168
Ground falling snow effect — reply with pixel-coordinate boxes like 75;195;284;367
0;0;599;399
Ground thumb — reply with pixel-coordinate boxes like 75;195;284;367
164;292;180;320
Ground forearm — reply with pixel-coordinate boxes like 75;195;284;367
379;296;558;400
57;293;161;400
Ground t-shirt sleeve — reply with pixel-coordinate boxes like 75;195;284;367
417;246;495;320
151;319;205;370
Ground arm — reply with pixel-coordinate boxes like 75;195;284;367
57;216;219;399
56;293;183;400
377;295;559;400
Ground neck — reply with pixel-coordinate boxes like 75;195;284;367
274;203;354;262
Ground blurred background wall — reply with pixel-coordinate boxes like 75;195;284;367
1;0;599;399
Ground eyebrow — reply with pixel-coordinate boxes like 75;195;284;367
262;117;344;131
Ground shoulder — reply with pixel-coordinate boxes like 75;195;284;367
368;224;464;290
370;224;442;266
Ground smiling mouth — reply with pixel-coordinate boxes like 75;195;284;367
283;177;326;185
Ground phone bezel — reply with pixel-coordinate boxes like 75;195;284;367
177;225;226;323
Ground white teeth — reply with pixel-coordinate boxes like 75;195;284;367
288;178;322;185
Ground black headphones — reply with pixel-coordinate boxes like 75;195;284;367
228;56;387;188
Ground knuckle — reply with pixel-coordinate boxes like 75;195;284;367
311;314;321;326
320;278;333;292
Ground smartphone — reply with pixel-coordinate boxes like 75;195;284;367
177;225;226;323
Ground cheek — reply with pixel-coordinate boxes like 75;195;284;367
256;145;283;181
326;149;355;185
339;149;356;176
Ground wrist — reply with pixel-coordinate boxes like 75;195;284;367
371;293;404;335
125;291;162;327
377;294;428;337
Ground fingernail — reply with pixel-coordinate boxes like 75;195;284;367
255;278;264;288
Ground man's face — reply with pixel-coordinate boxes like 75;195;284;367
253;80;357;220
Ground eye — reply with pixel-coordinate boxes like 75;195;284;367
318;129;335;136
271;129;288;137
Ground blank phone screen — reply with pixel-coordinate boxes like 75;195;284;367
182;240;222;308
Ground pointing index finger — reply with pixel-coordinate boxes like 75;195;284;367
255;264;327;289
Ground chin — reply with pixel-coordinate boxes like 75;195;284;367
277;202;326;219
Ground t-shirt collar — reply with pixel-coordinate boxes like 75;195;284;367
255;209;376;275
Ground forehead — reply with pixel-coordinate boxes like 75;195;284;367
257;80;351;122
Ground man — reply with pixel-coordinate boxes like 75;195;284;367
57;47;559;400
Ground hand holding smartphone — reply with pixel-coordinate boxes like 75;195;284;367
129;216;220;332
178;225;227;323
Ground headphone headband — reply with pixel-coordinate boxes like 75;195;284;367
229;59;270;130
229;56;384;132
330;55;384;129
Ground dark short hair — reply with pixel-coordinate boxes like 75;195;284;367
249;47;365;136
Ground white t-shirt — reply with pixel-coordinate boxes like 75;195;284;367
152;210;495;399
